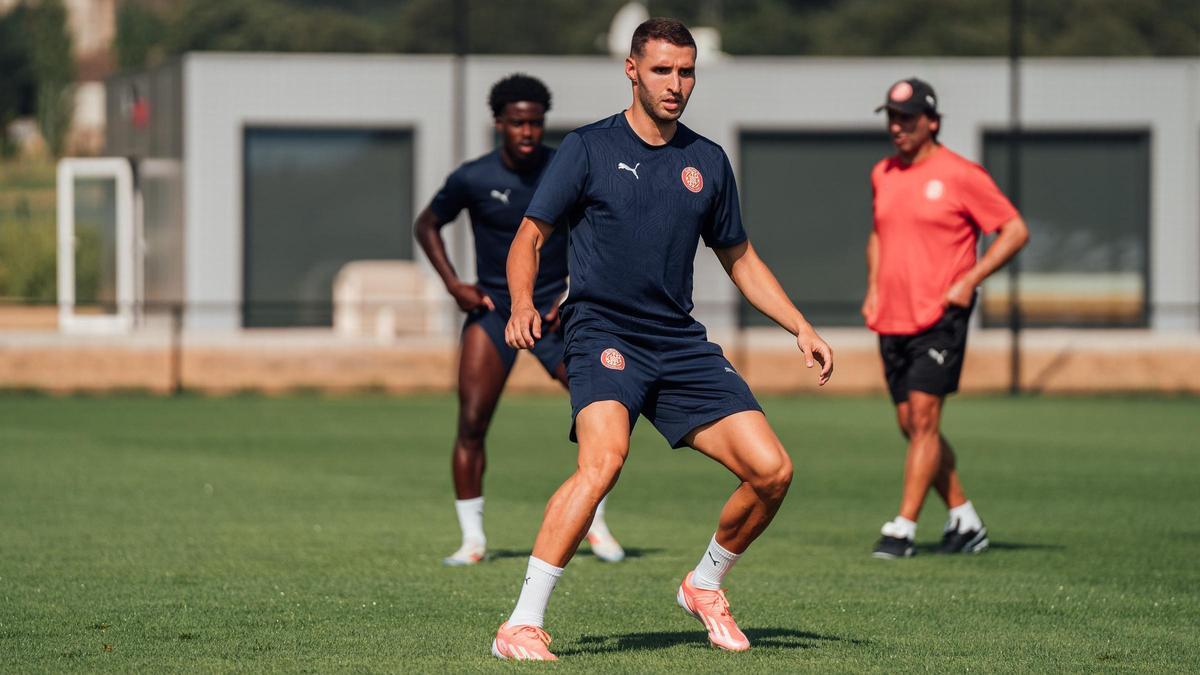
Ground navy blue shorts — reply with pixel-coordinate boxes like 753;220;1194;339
564;327;762;449
462;296;564;376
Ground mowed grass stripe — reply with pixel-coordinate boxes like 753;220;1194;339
0;394;1197;672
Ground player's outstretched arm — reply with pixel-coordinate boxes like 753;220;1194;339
945;215;1030;307
715;241;834;386
505;216;556;349
413;206;494;312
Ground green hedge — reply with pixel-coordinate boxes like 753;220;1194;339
0;160;98;304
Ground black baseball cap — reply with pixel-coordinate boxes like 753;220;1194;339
875;78;939;116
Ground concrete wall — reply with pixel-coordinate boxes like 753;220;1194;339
178;54;1200;334
182;54;457;331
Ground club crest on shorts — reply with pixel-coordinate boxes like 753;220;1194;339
681;166;704;193
600;348;625;371
925;179;944;200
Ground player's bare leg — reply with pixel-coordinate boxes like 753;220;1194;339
686;411;793;553
676;410;792;651
494;401;629;661
529;401;630;567
877;392;986;557
896;391;947;522
547;363;626;562
444;323;511;566
895;402;966;509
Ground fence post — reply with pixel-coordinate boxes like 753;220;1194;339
1007;0;1024;396
170;303;184;395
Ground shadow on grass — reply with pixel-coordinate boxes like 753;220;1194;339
913;541;1065;554
558;628;867;655
489;547;665;560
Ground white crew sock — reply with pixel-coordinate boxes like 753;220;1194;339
588;495;613;539
454;497;485;546
882;516;917;541
508;556;564;628
948;500;983;533
691;534;741;591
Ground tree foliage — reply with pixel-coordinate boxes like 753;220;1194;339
0;0;74;156
110;0;1200;71
116;1;168;70
0;10;34;155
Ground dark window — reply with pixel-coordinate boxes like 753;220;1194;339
73;177;118;310
982;132;1150;328
243;127;414;328
738;131;892;327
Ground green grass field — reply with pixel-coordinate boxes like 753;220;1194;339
2;393;1198;672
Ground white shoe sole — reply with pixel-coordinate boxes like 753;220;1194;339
490;639;505;659
871;550;915;560
964;531;990;553
590;544;625;563
442;549;486;566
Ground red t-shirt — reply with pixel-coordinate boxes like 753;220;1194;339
867;146;1018;335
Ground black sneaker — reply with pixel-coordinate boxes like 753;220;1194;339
938;525;989;554
872;535;915;559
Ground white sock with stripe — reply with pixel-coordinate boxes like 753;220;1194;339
508;556;563;628
691;534;741;591
948;500;982;533
882;515;917;540
454;497;485;547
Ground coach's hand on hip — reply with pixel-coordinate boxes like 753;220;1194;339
796;324;834;386
505;302;542;349
944;277;976;309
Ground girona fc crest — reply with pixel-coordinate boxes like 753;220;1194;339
600;348;625;371
681;166;704;193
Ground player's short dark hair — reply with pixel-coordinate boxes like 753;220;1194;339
488;74;552;118
630;17;696;58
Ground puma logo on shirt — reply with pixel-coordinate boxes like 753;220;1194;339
490;188;511;205
617;162;640;180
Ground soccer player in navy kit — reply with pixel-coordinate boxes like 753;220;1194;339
489;20;834;660
414;74;624;567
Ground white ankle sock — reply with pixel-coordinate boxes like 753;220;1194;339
882;516;917;540
692;534;741;591
454;497;485;546
948;501;982;533
508;556;564;628
588;495;613;538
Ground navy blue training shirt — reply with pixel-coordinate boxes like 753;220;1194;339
429;148;568;305
525;112;747;335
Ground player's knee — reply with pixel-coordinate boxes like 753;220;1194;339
750;452;792;502
457;408;491;446
578;451;625;494
908;406;940;438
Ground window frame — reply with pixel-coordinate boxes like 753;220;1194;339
979;128;1152;329
240;123;416;328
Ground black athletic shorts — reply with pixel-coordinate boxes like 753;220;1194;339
879;300;974;405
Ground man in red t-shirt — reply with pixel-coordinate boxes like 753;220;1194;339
863;78;1029;559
